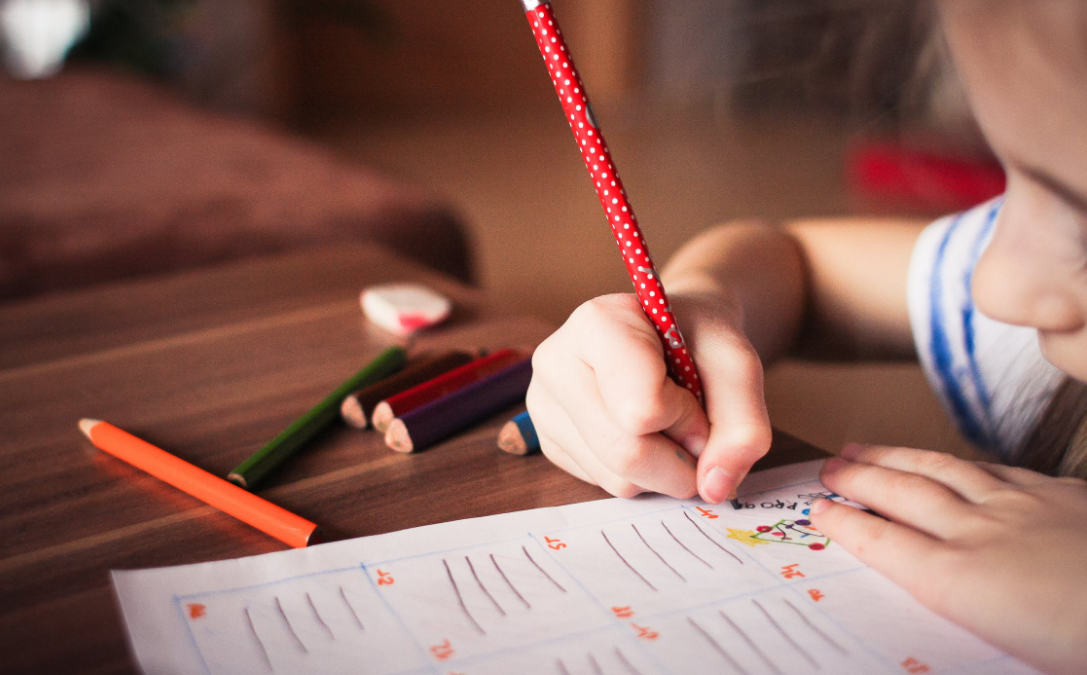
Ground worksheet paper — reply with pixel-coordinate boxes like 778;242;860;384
112;460;1037;675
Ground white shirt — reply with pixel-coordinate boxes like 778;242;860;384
907;197;1065;459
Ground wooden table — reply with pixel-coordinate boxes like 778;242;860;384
0;244;823;674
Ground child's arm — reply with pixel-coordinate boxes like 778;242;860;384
662;217;926;362
528;217;928;503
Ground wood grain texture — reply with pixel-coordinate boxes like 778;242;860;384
0;245;825;674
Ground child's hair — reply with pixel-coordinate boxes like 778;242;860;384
1019;382;1087;478
832;0;1087;478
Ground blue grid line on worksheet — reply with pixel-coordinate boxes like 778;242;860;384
173;593;213;675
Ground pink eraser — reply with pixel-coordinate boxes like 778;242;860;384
360;283;453;335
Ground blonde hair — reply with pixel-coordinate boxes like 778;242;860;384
1017;380;1087;478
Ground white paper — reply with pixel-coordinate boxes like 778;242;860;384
112;461;1037;675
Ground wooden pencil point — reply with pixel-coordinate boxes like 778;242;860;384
78;418;101;439
227;473;248;489
371;402;394;433
384;419;414;454
497;420;529;456
340;394;369;429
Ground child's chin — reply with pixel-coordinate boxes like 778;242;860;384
1038;331;1087;382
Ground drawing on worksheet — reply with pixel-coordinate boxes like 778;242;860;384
112;461;1041;675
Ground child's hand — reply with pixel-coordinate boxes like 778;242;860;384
812;445;1087;675
527;292;771;503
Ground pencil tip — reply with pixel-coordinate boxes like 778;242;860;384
78;418;101;439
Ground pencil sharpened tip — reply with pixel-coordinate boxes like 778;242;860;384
78;418;101;439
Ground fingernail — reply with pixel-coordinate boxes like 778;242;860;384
840;443;864;460
808;498;832;515
682;434;707;457
701;466;732;504
822;457;849;474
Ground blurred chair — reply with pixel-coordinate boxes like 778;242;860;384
0;68;473;301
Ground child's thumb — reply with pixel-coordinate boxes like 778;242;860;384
693;359;772;504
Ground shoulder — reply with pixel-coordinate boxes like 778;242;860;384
907;197;1064;457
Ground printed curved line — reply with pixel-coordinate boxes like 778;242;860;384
274;596;308;653
615;647;644;675
466;555;506;616
491;553;530;609
338;586;364;630
588;652;603;675
602;530;657;592
662;520;712;569
556;657;572;675
752;599;817;668
443;558;485;635
244;607;273;672
720;610;781;675
683;511;742;563
305;592;335;639
523;545;566;592
632;523;685;581
783;598;848;655
687;616;748;675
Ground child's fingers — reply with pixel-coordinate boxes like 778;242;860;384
692;334;772;503
819;457;979;538
537;430;595;485
808;499;946;601
527;379;648;498
840;444;1006;502
974;461;1050;486
558;364;698;499
573;295;709;446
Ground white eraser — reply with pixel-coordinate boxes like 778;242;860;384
360;283;452;335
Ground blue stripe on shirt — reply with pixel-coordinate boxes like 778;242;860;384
961;200;1001;431
930;212;988;446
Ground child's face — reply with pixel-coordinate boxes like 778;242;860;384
940;0;1087;380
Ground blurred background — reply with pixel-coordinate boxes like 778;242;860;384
0;0;1004;457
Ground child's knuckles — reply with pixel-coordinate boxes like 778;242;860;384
612;395;670;435
600;477;644;499
911;448;964;474
571;295;624;328
606;437;654;477
718;423;772;461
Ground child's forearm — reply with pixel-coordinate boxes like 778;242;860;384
662;218;926;363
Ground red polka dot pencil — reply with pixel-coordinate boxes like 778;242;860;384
519;0;703;404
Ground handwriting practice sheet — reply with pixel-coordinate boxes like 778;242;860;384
113;461;1037;675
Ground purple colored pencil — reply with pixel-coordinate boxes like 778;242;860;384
384;357;532;453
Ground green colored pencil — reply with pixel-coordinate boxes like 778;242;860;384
228;346;406;489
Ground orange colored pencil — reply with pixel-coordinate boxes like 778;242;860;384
79;419;319;548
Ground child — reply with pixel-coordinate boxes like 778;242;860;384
526;1;1087;673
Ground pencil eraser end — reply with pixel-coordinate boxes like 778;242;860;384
361;283;452;335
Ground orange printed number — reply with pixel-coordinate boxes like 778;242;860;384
807;589;825;602
376;569;395;586
612;606;634;619
901;657;931;674
430;639;454;661
632;624;659;640
545;536;567;550
696;507;718;519
187;603;206;619
780;563;805;579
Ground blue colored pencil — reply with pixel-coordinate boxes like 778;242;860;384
497;411;540;456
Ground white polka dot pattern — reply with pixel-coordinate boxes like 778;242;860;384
524;2;703;403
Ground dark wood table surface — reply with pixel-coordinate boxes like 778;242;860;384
0;244;824;674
